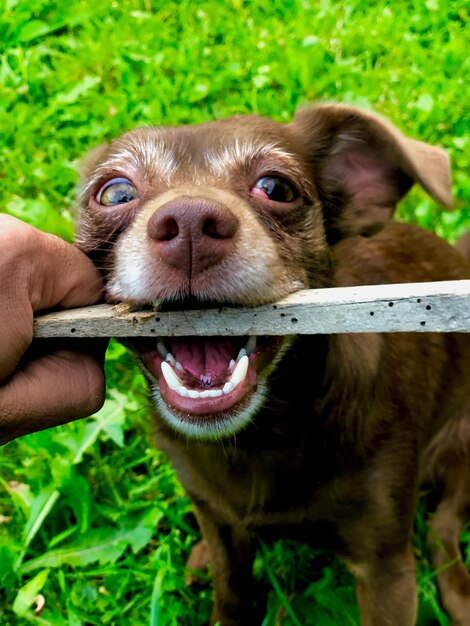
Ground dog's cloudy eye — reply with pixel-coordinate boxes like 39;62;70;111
97;178;138;206
253;176;297;202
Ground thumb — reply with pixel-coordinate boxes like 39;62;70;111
0;345;106;445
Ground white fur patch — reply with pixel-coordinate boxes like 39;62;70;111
83;132;178;196
204;141;305;181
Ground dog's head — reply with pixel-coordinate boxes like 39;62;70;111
76;104;451;439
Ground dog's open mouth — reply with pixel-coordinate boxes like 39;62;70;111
130;334;284;437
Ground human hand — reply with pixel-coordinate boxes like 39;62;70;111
0;215;107;444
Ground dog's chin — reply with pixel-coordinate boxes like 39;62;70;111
128;334;289;440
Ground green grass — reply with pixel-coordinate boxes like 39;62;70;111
1;0;469;624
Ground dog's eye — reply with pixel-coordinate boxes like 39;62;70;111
252;176;297;202
97;178;138;206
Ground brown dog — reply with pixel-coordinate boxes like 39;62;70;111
76;104;470;626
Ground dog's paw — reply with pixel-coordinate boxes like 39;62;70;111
185;539;211;586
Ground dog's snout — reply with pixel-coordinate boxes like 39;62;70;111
147;197;239;275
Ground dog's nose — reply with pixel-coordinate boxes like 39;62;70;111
147;197;239;275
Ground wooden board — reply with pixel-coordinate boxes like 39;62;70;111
33;280;470;337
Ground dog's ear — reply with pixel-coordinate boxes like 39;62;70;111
290;104;452;241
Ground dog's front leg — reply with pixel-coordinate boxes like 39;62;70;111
345;544;417;626
428;471;470;626
193;505;258;626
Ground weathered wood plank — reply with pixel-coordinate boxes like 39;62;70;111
33;280;470;337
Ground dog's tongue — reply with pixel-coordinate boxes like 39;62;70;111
168;337;237;380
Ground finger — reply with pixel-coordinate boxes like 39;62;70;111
30;231;104;312
0;216;104;381
0;349;106;445
0;215;103;310
0;301;32;382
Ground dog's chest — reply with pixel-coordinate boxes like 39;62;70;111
162;436;369;540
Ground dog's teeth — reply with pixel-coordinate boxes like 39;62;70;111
245;336;257;355
175;361;184;372
165;353;176;366
178;387;224;399
177;385;189;397
153;298;162;310
237;347;247;360
207;389;223;398
229;359;235;369
223;381;235;395
230;354;249;387
161;355;244;398
161;361;182;391
201;389;222;398
157;341;168;358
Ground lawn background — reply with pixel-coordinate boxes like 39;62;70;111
1;0;469;624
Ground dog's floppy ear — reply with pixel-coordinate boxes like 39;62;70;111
290;104;452;240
